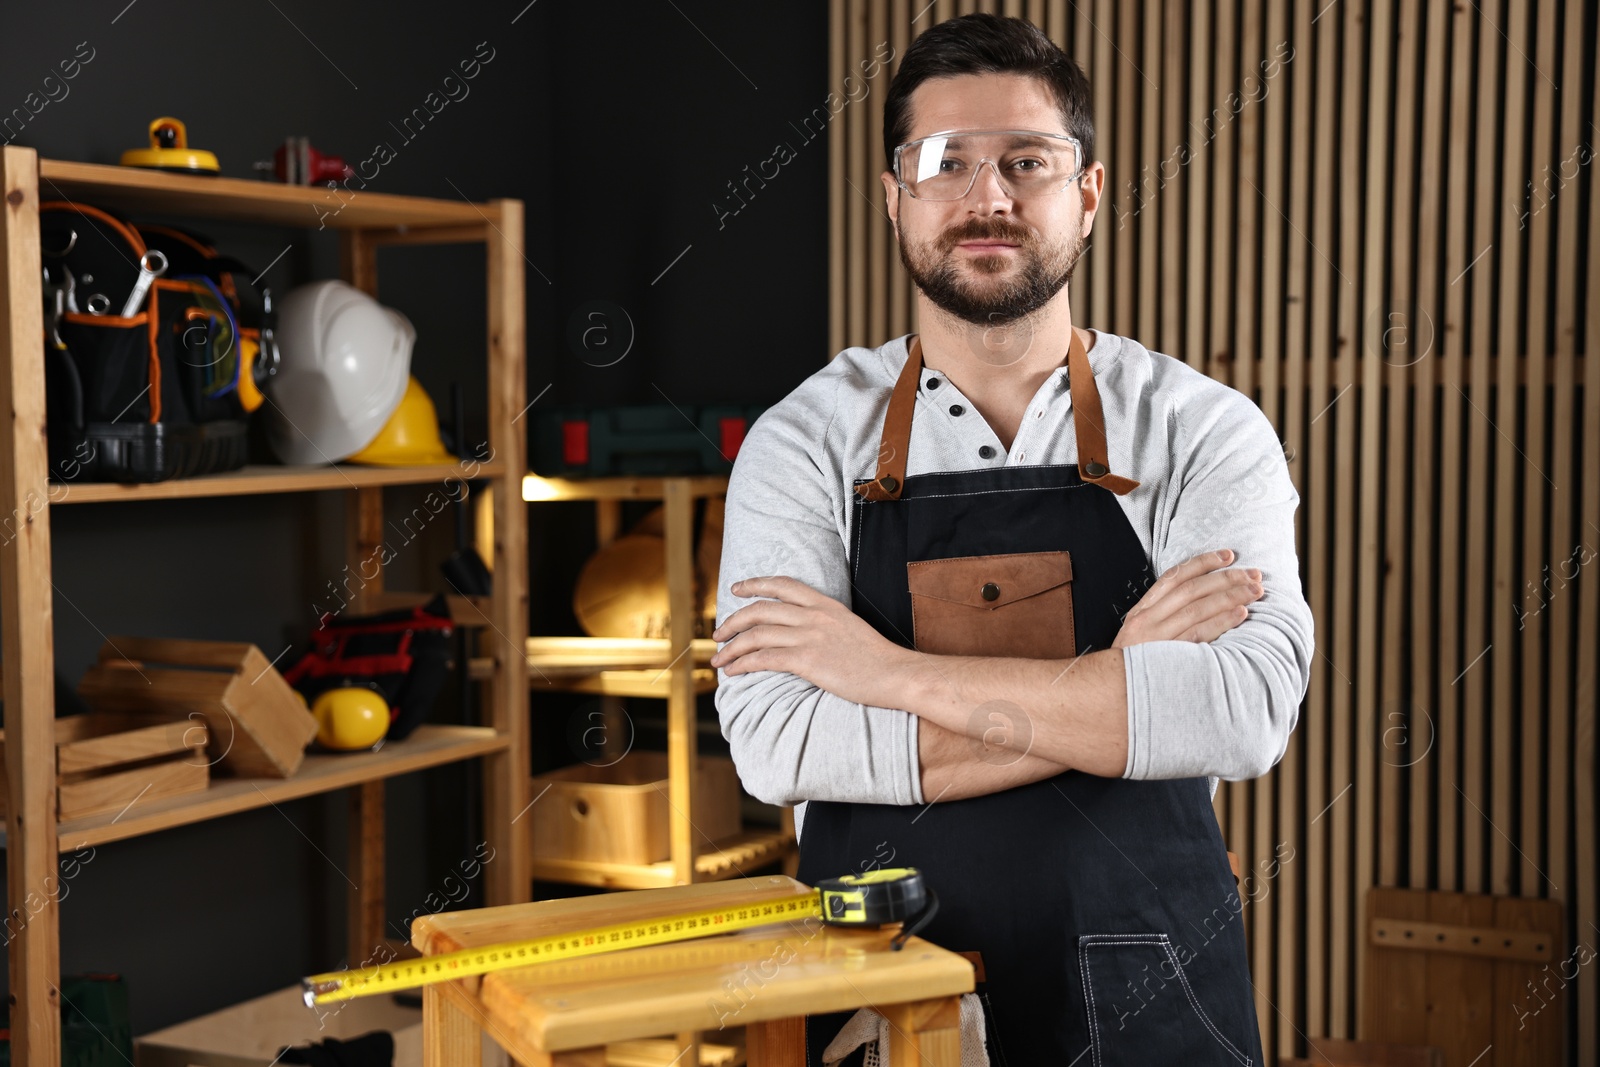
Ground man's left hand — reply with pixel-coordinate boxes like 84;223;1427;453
710;576;911;707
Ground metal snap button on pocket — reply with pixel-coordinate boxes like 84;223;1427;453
981;582;1000;601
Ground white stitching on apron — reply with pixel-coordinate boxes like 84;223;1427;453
1079;933;1253;1067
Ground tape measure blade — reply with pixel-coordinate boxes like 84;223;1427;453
302;891;823;1005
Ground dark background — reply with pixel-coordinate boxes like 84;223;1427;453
0;0;829;1033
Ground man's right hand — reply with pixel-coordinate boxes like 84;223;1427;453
1112;549;1263;648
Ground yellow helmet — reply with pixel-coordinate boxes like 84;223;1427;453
311;687;391;750
347;376;457;466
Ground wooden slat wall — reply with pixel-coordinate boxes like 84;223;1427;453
828;2;1600;1063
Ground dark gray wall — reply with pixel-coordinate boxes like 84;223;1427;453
2;0;827;1036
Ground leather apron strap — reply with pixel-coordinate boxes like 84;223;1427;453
854;331;1140;501
853;335;926;502
1066;327;1140;495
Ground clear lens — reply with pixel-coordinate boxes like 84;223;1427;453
898;130;1082;201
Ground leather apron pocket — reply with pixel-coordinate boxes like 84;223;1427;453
1079;933;1253;1066
907;550;1075;658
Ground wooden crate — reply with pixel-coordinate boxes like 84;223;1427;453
0;712;208;821
529;752;740;865
78;637;318;778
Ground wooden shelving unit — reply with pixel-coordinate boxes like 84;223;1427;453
521;475;796;891
0;146;530;1067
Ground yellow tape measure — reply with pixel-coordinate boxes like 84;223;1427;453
303;867;934;1007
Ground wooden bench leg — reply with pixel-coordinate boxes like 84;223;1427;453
425;985;483;1067
880;996;962;1067
748;1016;806;1066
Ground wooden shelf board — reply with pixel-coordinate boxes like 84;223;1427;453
522;475;729;502
532;668;718;698
484;651;718;693
529;829;797;890
53;460;505;504
47;725;508;850
38;157;497;231
526;637;717;674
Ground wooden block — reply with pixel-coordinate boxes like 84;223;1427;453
79;637;317;777
221;644;321;776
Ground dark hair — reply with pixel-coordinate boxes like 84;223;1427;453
883;13;1093;170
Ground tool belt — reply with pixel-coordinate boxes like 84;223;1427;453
40;202;276;483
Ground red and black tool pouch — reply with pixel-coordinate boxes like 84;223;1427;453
281;595;455;742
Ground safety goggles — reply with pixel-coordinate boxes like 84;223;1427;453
892;129;1085;201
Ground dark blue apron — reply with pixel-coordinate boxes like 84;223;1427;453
798;331;1264;1066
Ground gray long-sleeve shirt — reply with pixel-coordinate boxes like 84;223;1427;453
714;330;1314;830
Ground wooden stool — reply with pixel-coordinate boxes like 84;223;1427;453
412;875;975;1066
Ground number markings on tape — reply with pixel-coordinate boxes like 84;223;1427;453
302;891;823;1005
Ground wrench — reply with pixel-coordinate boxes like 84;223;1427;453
42;268;67;348
43;264;78;313
120;249;169;318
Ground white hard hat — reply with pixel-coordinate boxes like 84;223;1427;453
266;280;414;465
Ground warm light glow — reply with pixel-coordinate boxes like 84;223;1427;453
522;474;559;501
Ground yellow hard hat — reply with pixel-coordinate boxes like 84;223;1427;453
347;375;457;466
311;687;391;750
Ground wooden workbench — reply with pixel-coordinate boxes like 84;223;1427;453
411;875;976;1066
